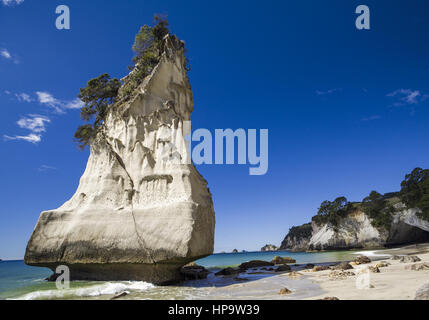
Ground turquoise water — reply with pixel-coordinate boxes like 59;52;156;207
0;250;384;300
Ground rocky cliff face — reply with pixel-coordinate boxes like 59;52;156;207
281;206;429;252
25;35;215;284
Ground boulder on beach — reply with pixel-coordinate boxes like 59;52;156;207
354;256;371;265
399;256;421;263
275;264;292;272
24;34;215;285
329;270;355;280
333;262;353;270
271;256;296;265
181;264;210;280
239;260;274;270
215;267;241;276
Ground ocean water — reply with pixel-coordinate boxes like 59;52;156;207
0;250;389;300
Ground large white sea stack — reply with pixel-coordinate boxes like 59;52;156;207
25;35;215;284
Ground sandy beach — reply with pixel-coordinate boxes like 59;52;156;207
301;245;429;300
191;244;429;301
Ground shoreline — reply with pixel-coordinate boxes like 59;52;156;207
2;244;429;300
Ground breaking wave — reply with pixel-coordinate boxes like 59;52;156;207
12;281;155;300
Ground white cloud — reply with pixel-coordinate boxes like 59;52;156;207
387;89;423;106
316;88;342;96
1;0;24;6
17;115;50;133
15;93;33;102
38;165;57;172
36;91;83;113
1;49;11;59
3;134;41;144
361;115;381;122
4;114;50;144
36;91;61;107
64;98;84;109
4;90;82;145
0;48;19;63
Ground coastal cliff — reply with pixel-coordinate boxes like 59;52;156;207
281;169;429;252
281;201;429;252
24;34;215;284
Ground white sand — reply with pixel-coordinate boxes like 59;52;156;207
301;251;429;300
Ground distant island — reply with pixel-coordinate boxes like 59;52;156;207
261;244;279;251
281;167;429;252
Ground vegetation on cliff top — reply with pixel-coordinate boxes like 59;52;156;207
312;196;354;227
399;167;429;221
361;191;394;231
286;223;312;240
74;15;180;150
304;167;429;233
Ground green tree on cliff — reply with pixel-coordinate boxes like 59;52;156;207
74;74;121;149
312;196;353;226
361;191;392;230
74;14;179;149
400;167;429;221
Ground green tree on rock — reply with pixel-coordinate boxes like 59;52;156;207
361;191;392;230
74;73;121;150
400;167;429;221
312;196;353;227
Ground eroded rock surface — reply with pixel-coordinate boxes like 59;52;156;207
25;35;215;284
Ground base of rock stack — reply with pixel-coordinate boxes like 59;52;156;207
33;263;187;285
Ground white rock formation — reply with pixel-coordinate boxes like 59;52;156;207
283;206;429;251
308;210;386;250
25;35;215;284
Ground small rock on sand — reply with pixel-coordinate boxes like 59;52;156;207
319;297;340;300
375;261;390;268
415;282;429;300
279;288;292;295
406;263;429;271
329;270;355;280
288;271;303;279
312;265;330;272
368;266;380;273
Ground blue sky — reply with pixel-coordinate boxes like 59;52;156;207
1;0;429;259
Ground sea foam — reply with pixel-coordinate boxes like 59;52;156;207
12;281;155;300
